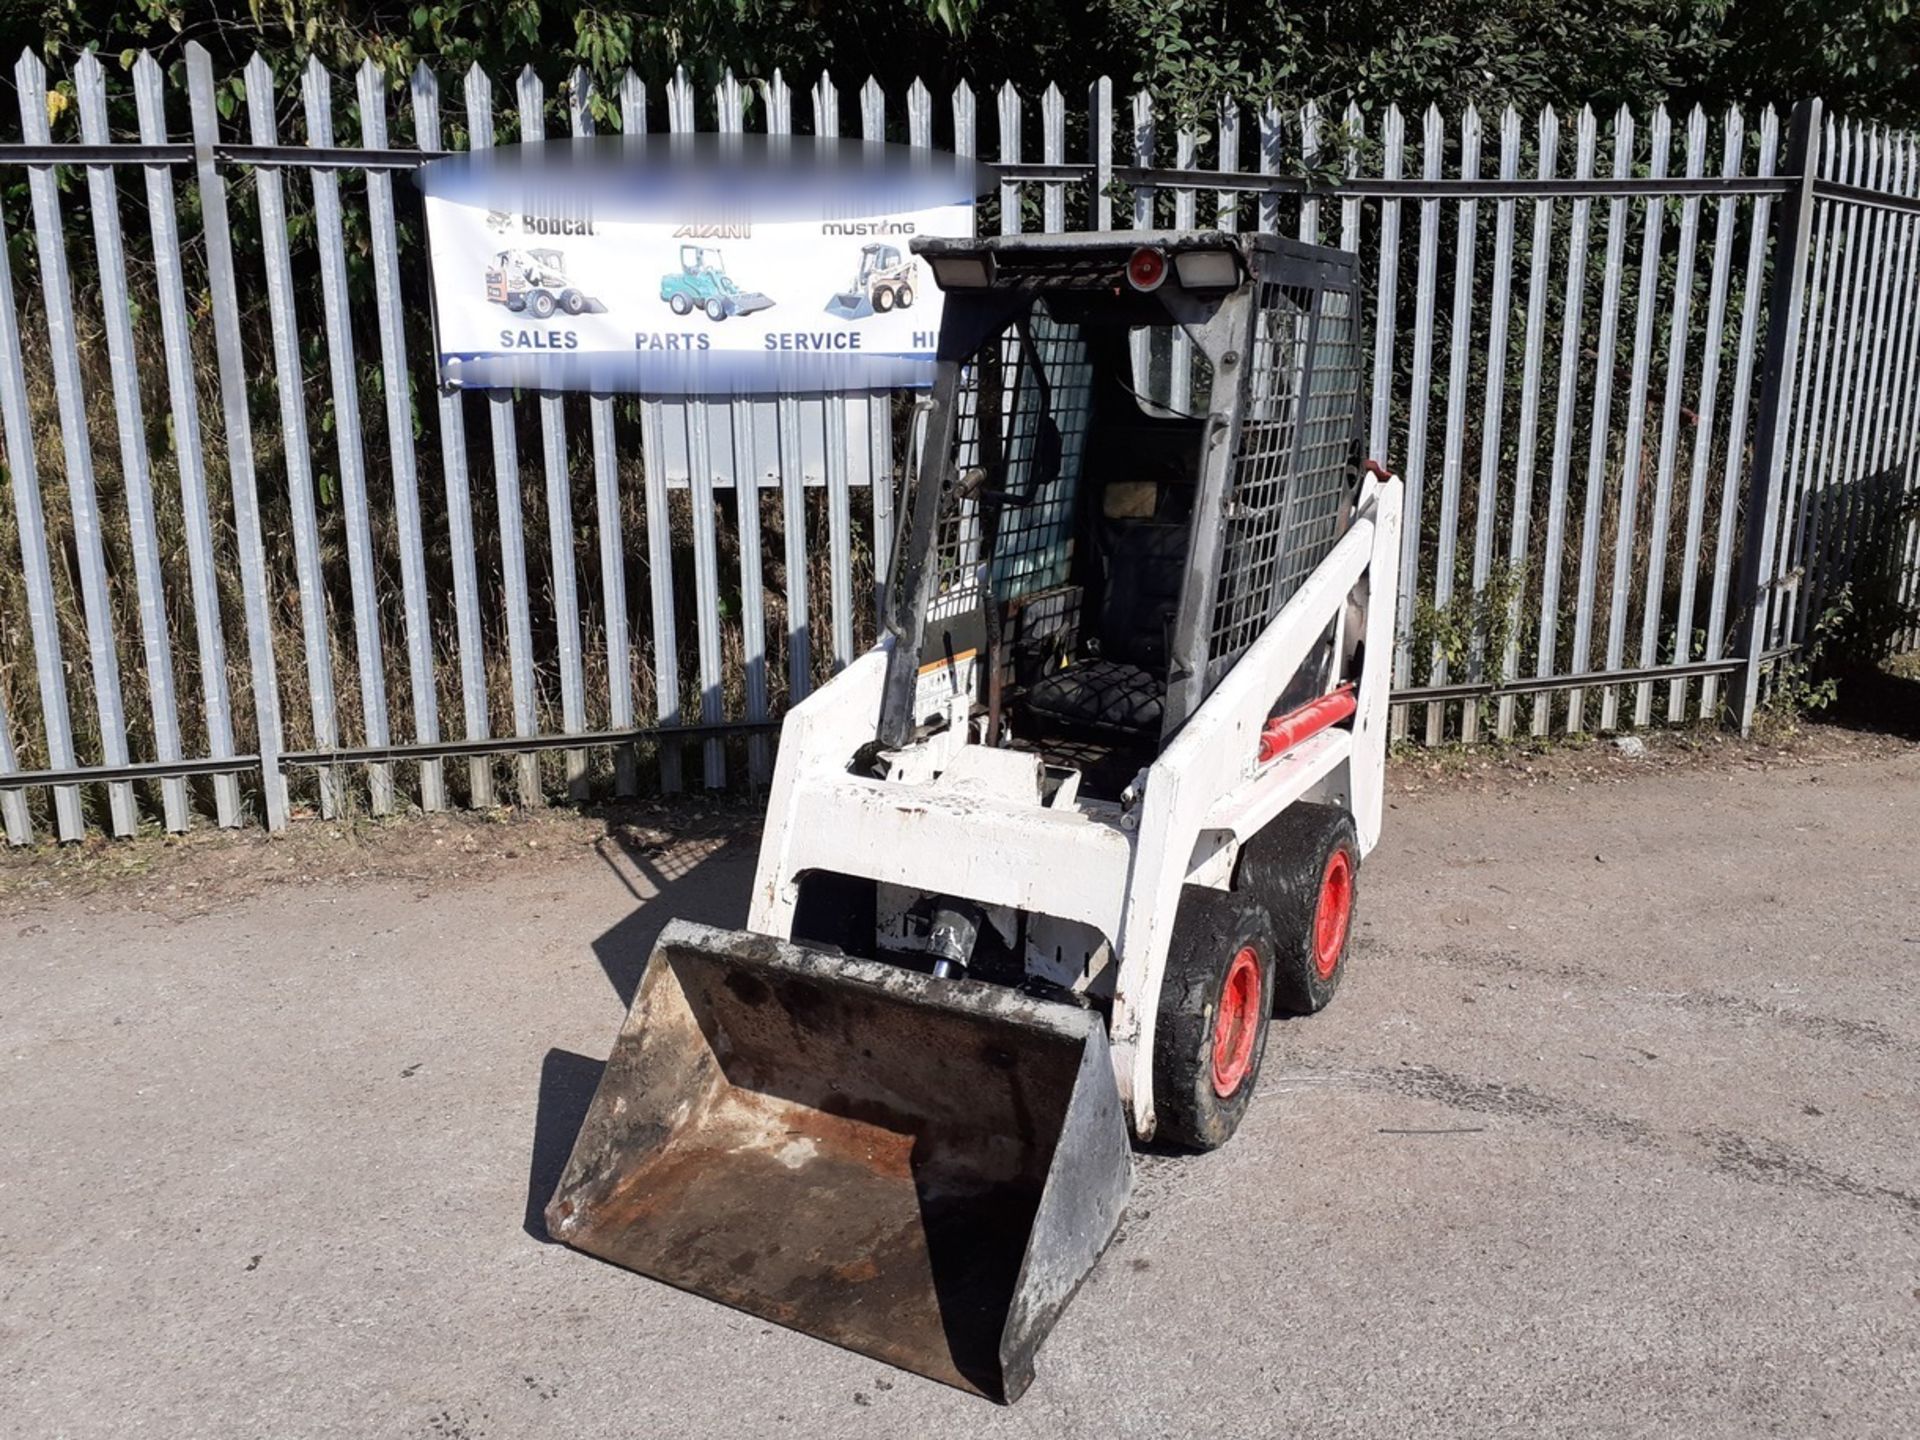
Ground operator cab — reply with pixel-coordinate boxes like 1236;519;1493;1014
884;232;1365;800
861;242;905;275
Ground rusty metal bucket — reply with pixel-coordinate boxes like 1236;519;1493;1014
545;920;1132;1402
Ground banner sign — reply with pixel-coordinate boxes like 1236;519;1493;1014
417;137;979;395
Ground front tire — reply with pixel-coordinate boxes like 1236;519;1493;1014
1151;887;1278;1151
561;288;587;316
705;297;729;321
874;286;896;313
1237;803;1360;1016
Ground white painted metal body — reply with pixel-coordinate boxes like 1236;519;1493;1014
747;470;1404;1140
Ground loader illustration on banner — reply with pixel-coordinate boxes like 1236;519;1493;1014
482;248;606;318
825;241;919;318
658;243;776;321
547;229;1404;1404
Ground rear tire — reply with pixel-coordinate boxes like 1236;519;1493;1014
669;293;692;316
897;284;915;309
529;289;557;319
1151;887;1278;1151
1237;803;1359;1016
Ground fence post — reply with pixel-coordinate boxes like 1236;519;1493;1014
0;682;28;845
185;43;289;831
1734;97;1824;733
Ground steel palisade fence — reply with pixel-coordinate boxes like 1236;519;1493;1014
0;47;1915;844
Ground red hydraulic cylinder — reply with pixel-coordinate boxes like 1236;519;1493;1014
1257;684;1357;764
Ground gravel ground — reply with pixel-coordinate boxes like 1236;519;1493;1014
2;726;1918;1438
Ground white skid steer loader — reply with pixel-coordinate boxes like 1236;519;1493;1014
547;230;1404;1402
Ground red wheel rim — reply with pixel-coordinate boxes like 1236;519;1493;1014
1312;848;1354;981
1211;946;1262;1097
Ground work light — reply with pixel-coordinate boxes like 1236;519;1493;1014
1172;249;1241;290
928;254;992;288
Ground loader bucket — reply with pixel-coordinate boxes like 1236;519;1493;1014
825;290;873;320
545;920;1132;1402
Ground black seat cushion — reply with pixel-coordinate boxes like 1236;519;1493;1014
1097;523;1188;671
1024;658;1162;736
1021;511;1185;740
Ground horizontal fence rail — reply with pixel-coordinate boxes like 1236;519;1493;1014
0;47;1916;843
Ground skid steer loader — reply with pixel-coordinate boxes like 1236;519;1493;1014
548;230;1403;1402
483;248;605;318
826;241;919;318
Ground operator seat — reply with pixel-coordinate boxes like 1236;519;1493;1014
1021;428;1197;740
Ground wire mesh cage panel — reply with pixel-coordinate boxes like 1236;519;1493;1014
908;300;1095;632
1272;286;1363;607
1206;264;1363;682
987;309;1094;601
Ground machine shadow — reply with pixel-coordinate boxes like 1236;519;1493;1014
529;814;761;1242
525;1047;606;1242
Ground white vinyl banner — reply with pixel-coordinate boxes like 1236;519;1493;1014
418;140;976;395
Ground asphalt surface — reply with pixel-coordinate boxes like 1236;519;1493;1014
3;739;1919;1437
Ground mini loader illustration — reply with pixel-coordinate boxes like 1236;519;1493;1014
549;231;1403;1403
659;243;776;321
483;248;604;318
826;241;919;318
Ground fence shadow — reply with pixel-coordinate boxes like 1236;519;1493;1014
1828;666;1920;742
1798;464;1915;641
1796;461;1920;740
587;815;761;1006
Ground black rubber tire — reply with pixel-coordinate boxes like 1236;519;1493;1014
561;288;587;316
896;284;915;309
1236;802;1360;1016
1151;886;1278;1151
706;297;729;321
529;289;557;319
874;286;896;313
669;293;691;316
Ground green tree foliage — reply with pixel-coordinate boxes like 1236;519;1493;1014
4;1;1915;126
